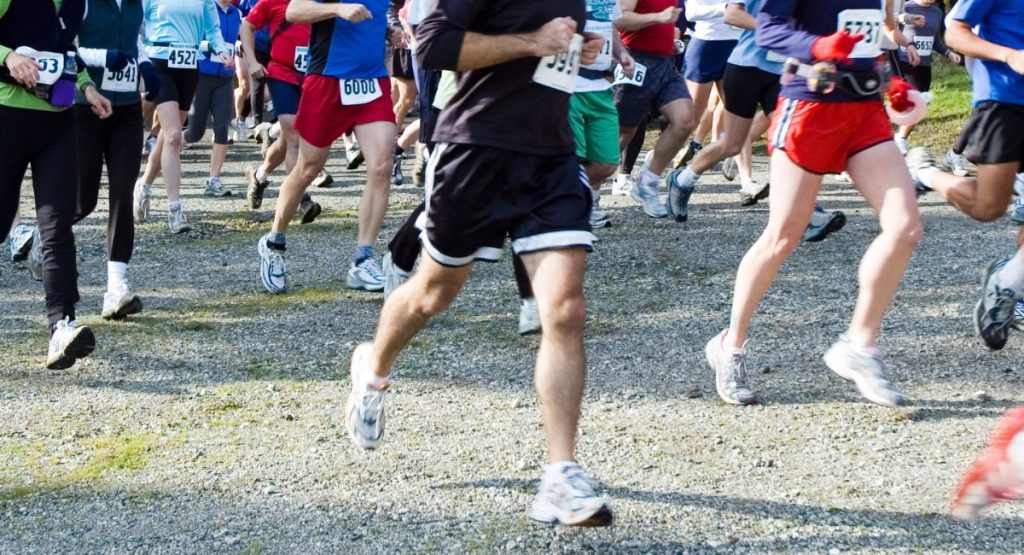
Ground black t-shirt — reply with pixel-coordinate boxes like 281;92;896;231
415;0;586;156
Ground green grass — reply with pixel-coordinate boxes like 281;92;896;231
910;58;973;152
67;433;158;481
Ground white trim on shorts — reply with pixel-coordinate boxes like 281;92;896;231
511;230;595;255
772;97;798;150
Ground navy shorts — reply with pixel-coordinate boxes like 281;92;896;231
614;51;690;128
684;38;738;83
266;78;301;117
421;143;594;267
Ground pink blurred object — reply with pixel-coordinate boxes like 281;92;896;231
886;89;928;126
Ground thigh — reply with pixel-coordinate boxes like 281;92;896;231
105;104;144;192
766;149;824;236
74;105;107;192
32;113;78;217
520;247;588;304
156;101;184;132
659;97;694;129
722;65;761;119
353;120;398;168
846;141;921;228
0;108;34;238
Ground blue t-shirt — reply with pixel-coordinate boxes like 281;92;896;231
727;0;783;75
199;3;240;78
307;0;388;79
948;0;1024;107
237;0;270;53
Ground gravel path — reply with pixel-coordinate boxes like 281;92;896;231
2;134;1023;553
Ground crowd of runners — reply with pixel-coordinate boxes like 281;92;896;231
1;0;1023;527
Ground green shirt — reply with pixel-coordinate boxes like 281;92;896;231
0;0;94;111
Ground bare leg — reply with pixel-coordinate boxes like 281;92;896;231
210;143;228;177
352;121;398;247
392;76;417;128
271;139;329;235
398;119;420;150
689;111;753;175
925;162;1018;222
737;112;771;184
155;104;187;203
647;99;695;176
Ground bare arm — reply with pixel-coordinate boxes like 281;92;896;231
723;3;754;30
946;20;1016;65
287;0;370;25
455;33;543;71
615;0;678;32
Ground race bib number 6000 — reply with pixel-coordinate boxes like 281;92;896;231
339;79;382;106
533;34;583;93
168;47;198;69
837;10;884;59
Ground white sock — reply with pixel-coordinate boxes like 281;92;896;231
997;250;1024;294
918;166;938;188
590;187;600;207
674;166;700;189
107;261;128;292
269;122;281;139
255;166;268;183
809;206;830;227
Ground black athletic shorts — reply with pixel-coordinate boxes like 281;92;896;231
421;143;594;267
896;61;932;93
150;59;200;109
391;47;414;80
614;50;690;128
722;63;780;119
953;101;1024;169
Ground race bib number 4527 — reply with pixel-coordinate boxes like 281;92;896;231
167;47;198;69
532;34;583;93
339;78;382;106
837;10;884;59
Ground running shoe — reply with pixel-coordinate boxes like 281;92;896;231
739;181;770;207
46;317;95;370
141;135;156;156
1011;196;1024;225
803;210;846;243
835;171;853;183
247;166;269;210
824;336;907;407
391;154;404;185
8;223;33;262
611;174;634;196
665;169;694;222
974;257;1020;351
589;207;611;229
345;342;388;449
529;462;613;527
264;100;274;114
894;135;909;156
674;140;702;169
167;206;192;234
298;198;322;225
181;142;193;152
347;258;386;291
312;170;334;188
133;180;151;222
638;149;654;177
204;176;231;197
950;406;1024;521
346;147;364;170
382;251;410;299
705;329;757;405
27;227;42;281
519;297;541;336
1014;299;1024;329
257;233;288;294
232;118;251;142
946;149;969;177
721;156;738;181
101;282;143;320
905;147;935;197
254;122;273;156
632;176;668;219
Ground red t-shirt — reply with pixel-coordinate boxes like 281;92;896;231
246;0;311;86
619;0;676;57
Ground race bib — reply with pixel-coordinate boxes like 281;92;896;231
612;62;646;87
167;47;198;69
912;36;934;57
339;78;382;105
837;9;884;59
18;48;64;86
294;46;309;73
584;21;614;69
766;50;787;63
533;34;583;93
222;44;236;60
101;60;138;92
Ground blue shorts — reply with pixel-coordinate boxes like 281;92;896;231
684;38;738;83
266;78;301;117
614;51;690;128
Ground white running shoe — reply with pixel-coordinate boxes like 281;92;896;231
382;251;410;299
529;462;613;527
46;317;95;370
705;329;757;405
721;156;738;181
27;227;42;281
9;223;33;262
204;176;231;197
347;258;385;291
894;135;909;156
946;149;969;177
167;206;192;234
257;234;288;294
133;180;151;223
102;282;143;320
345;343;388;449
518;297;541;336
824;336;907;407
611;174;634;196
589;208;611;229
631;175;668;218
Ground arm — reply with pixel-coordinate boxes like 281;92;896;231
685;0;725;23
946;20;1019;67
287;0;370;24
615;0;678;32
203;0;228;55
755;0;817;59
239;20;266;77
0;0;12;66
723;3;754;30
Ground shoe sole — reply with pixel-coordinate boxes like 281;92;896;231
46;327;96;370
347;152;365;170
102;296;143;320
300;203;322;225
529;504;613;527
258;238;288;294
11;241;32;262
629;186;665;219
346;277;385;292
347;343;381;450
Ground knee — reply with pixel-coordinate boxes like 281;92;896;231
884;218;925;247
164;129;183;148
413;282;459;317
721;138;745;158
540;293;586;335
590;162;618;183
366;154;391;184
297;163;321;184
214;127;229;145
764;229;803;260
668;115;695;138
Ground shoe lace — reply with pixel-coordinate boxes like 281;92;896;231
727;352;750;391
359;259;384;281
357;388;386;429
559;465;598;498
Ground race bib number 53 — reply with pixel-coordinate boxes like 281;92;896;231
837;10;884;59
340;78;382;105
168;47;198;69
533;34;583;93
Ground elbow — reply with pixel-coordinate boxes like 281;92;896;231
285;4;303;23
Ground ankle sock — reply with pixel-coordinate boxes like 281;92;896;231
675;167;700;189
997;250;1024;295
268;122;281;139
267;232;286;251
168;202;181;212
107;261;128;292
917;166;938;188
355;245;374;264
255;166;268;183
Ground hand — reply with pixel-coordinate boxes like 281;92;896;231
581;32;604;65
84;85;113;119
247;58;267;79
138;61;162;102
656;6;682;24
887;76;915;112
218;52;234;69
946;50;962;65
337;3;371;23
389;26;407;48
105;49;132;72
1006;49;1024;75
909;14;926;27
811;30;864;65
4;52;40;88
906;44;920;67
618;50;636;79
532;17;576;57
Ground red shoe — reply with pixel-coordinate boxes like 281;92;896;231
951;407;1024;520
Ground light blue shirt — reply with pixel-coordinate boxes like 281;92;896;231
726;0;783;75
143;0;227;60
